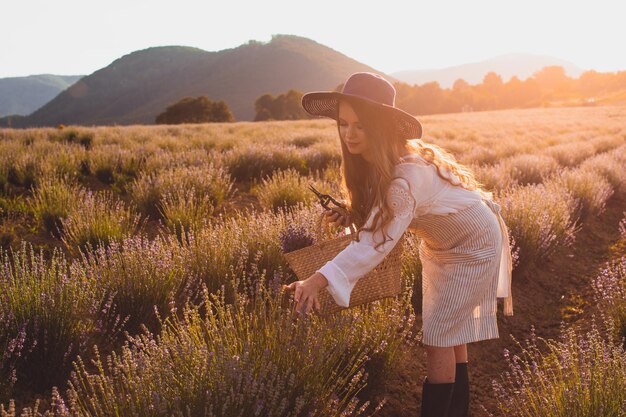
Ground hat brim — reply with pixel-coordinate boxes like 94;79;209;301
301;91;422;140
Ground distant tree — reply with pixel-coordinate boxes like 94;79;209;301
531;66;574;100
577;70;607;96
254;94;277;121
476;72;504;109
482;72;504;94
449;79;474;112
532;66;569;88
254;89;311;121
452;78;470;91
281;89;307;120
155;96;235;124
254;108;273;122
393;82;416;111
612;71;626;91
413;81;445;115
521;77;543;107
501;76;526;108
210;101;236;122
580;70;626;98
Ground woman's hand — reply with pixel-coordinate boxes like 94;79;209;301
283;272;329;315
324;204;351;228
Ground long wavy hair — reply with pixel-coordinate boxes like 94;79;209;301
336;98;491;250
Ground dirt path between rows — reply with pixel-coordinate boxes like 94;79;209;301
370;191;625;417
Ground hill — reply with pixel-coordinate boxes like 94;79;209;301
15;35;381;127
0;74;83;117
392;53;584;87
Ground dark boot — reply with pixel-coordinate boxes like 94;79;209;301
449;362;469;417
420;377;454;417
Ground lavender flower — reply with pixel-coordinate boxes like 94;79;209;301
279;224;315;253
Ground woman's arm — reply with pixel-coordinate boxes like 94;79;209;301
316;177;417;307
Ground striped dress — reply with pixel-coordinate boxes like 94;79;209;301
317;154;513;348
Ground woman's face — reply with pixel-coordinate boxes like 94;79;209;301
338;100;372;160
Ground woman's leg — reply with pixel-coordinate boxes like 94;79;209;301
421;345;455;416
424;345;456;382
450;344;470;417
453;344;467;363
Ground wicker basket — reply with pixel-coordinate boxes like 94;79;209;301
284;214;405;314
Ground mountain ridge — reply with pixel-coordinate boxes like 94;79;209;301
0;74;83;117
391;53;584;87
14;35;382;127
3;38;613;128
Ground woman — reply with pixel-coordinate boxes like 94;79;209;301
284;72;513;417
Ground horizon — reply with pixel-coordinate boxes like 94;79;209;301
0;47;594;80
1;0;625;79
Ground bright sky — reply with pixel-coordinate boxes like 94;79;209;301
1;0;624;78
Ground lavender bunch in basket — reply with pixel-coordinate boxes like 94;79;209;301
279;224;315;253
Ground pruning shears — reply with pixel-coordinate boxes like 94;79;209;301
308;184;346;211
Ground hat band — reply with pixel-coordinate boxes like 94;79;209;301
342;80;395;106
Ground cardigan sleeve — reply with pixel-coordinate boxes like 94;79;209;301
316;166;432;307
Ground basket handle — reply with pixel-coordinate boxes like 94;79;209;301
316;208;356;242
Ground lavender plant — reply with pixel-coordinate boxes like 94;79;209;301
78;235;193;337
60;190;145;256
545;141;596;167
5;152;38;190
224;144;306;181
130;162;233;219
321;161;343;184
579;145;626;192
471;162;518;192
300;143;342;174
547;167;614;219
499;183;578;268
0;160;9;194
30;175;86;238
492;322;626;417
36;143;87;183
178;205;320;301
279;223;315;253
252;168;323;212
343;294;418;398
462;145;498;166
592;256;626;347
224;144;339;182
84;145;145;186
50;128;94;149
505;153;560;186
291;135;319;148
0;386;70;417
159;186;215;242
0;243;97;397
65;281;412;417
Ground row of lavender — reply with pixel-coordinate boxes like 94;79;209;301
491;215;626;417
1;115;624;195
1;120;623;256
0;205;417;415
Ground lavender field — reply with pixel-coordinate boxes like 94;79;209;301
0;106;625;416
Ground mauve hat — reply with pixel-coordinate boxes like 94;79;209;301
301;72;422;139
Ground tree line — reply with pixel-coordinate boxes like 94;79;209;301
394;66;626;115
155;96;234;124
154;66;626;124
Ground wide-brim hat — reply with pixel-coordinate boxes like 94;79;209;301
301;72;422;139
